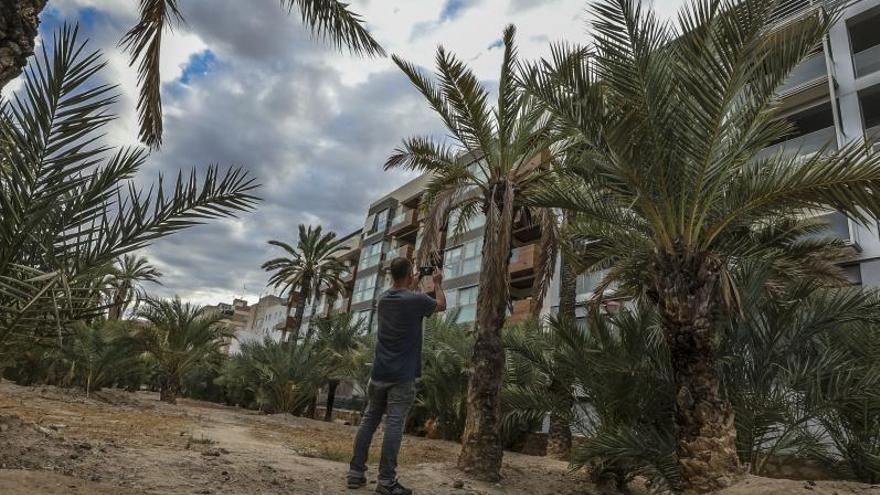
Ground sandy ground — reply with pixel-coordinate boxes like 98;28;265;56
1;381;879;495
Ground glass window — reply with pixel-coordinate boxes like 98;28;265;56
451;285;478;323
443;237;483;279
359;241;384;268
352;273;378;304
848;7;880;78
449;209;485;233
577;270;607;296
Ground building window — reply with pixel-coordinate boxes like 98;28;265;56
450;285;478;323
449;209;485;233
443;237;482;279
848;7;880;79
577;270;608;296
860;85;880;144
761;101;836;158
352;273;378;304
359;240;385;268
364;209;390;236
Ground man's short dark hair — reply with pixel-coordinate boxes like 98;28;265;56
389;257;412;282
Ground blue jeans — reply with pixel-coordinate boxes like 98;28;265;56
349;380;415;486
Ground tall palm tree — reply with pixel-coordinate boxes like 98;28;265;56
106;255;163;320
386;25;558;480
135;297;230;404
313;312;367;421
0;26;258;368
262;225;347;345
0;0;385;148
525;0;880;490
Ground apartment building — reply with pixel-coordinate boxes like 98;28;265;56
307;0;880;329
751;0;880;287
207;295;288;354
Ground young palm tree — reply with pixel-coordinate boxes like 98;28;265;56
386;25;558;480
61;320;141;395
220;336;321;414
418;311;473;442
262;225;348;345
135;297;231;404
0;26;258;369
106;255;163;320
0;0;384;148
525;0;880;490
313;312;367;421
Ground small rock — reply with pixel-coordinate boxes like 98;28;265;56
69;454;79;460
35;426;55;436
90;474;102;482
221;470;229;476
75;441;92;450
47;424;67;431
453;480;465;489
0;423;8;433
202;449;221;457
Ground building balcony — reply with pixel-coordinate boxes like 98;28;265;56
854;44;880;80
509;244;538;277
757;125;837;160
779;51;827;96
383;244;415;268
806;211;861;252
506;298;536;325
388;209;419;237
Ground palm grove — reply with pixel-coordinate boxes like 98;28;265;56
2;0;880;494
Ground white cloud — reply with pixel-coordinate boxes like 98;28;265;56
28;0;684;304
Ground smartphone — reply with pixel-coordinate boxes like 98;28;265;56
419;266;434;277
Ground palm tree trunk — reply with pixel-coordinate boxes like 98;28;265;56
651;241;741;492
546;255;577;460
0;0;46;90
287;280;310;347
159;373;180;404
323;380;338;422
108;282;129;320
557;255;577;320
304;295;319;344
457;184;514;482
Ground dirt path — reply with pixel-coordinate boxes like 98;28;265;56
2;381;878;495
0;382;584;494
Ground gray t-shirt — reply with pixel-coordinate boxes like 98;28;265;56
371;288;437;383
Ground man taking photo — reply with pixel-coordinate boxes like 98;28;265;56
347;257;446;495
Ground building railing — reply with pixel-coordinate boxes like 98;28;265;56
507;298;535;324
854;44;880;79
757;125;837;160
779;51;827;95
509;244;538;276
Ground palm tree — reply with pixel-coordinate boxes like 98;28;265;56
525;0;880;490
313;312;367;421
219;336;321;414
262;225;347;345
418;311;472;441
106;255;163;320
0;0;384;148
0;26;258;369
134;297;231;404
61;320;141;396
386;25;558;480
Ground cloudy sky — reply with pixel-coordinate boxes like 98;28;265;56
23;0;684;305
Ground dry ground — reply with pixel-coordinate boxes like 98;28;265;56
1;381;878;495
